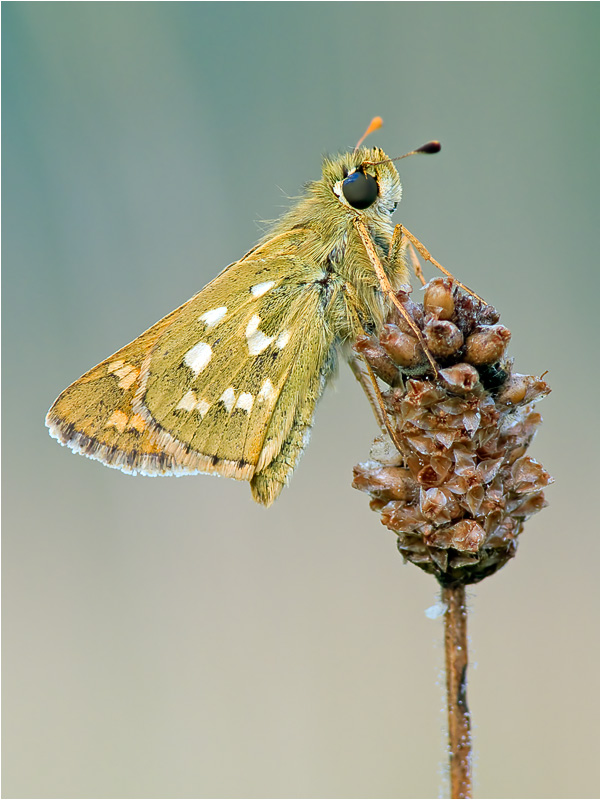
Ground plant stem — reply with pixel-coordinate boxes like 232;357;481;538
442;583;472;799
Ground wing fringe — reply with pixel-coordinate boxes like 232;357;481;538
45;411;255;481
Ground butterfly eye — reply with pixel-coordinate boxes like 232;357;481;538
341;170;378;209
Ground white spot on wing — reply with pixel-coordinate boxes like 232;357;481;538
245;314;274;355
257;378;276;404
184;342;212;375
219;387;236;413
196;399;211;417
276;330;290;349
235;392;254;413
251;280;275;298
199;306;227;327
176;390;212;417
176;389;199;411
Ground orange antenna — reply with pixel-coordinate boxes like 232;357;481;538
354;116;383;152
365;140;441;166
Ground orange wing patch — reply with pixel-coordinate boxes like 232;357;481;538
46;307;200;475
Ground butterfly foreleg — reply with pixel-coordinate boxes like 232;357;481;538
389;224;426;287
397;225;486;303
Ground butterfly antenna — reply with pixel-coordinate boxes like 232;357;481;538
354;116;384;152
365;140;441;166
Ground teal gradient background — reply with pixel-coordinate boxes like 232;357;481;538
3;3;598;798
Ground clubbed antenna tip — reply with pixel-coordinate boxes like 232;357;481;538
416;140;441;154
354;116;384;152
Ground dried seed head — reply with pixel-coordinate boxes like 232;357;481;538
352;279;552;586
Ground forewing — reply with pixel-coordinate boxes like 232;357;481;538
47;228;337;502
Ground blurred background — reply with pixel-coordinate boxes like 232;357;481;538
3;3;598;798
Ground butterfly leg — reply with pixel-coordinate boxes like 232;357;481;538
389;224;426;286
406;241;427;287
387;224;406;277
353;218;439;376
398;225;486;303
348;351;406;454
348;353;389;432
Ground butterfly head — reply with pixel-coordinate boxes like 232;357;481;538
328;148;403;217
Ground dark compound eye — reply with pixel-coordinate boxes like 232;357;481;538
341;170;378;209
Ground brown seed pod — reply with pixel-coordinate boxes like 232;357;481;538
380;323;426;369
388;286;425;333
423;277;455;320
352;463;418;503
424;318;464;357
438;363;480;394
353;335;400;385
464;324;511;365
496;373;551;406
